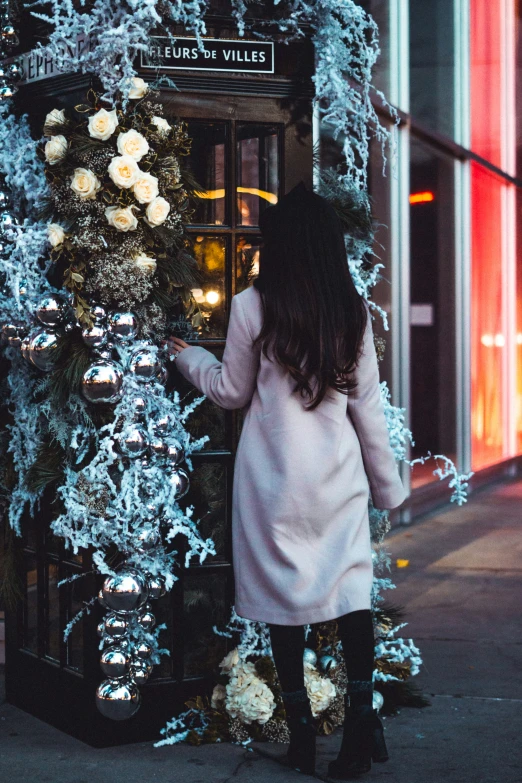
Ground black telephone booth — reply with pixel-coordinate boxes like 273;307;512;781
5;17;314;746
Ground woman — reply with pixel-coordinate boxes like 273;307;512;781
168;182;406;779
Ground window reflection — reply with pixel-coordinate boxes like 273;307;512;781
410;138;457;487
191;236;227;337
23;554;38;653
187;122;227;225
237;236;261;293
46;562;60;661
237;123;279;226
410;0;455;138
183;571;228;678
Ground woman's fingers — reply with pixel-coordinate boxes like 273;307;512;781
166;336;189;354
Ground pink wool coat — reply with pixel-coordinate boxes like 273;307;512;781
175;285;407;625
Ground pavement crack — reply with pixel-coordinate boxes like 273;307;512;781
221;751;255;783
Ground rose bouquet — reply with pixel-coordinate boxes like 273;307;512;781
41;78;201;337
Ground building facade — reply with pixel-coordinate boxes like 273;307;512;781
347;0;522;520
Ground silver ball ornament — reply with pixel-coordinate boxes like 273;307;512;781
117;423;149;458
82;324;107;349
0;83;17;101
373;691;384;712
102;570;148;613
98;588;106;607
318;654;338;674
168;467;190;499
128;347;164;382
137;605;156;631
108;311;138;341
6;62;23;83
130;396;147;417
135;527;160;553
95;678;141;721
28;329;58;371
0;210;17;239
165;440;185;466
0;189;11;210
303;648;318;666
81;361;123;404
104;613;128;639
35;294;67;327
129;659;153;686
100;645;130;678
1;24;19;49
153;415;169;434
150;437;168;456
147;575;166;601
133;641;153;660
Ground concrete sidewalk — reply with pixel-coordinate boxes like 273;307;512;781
1;477;521;783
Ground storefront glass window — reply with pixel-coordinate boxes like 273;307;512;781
410;137;457;487
236;236;261;294
237;124;279;226
470;0;504;168
356;0;390;96
409;0;455;138
187;122;227;225
191;235;227;338
470;162;505;469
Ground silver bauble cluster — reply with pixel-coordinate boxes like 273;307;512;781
96;566;167;720
0;1;22;100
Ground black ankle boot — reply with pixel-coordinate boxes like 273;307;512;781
328;697;388;780
282;689;316;776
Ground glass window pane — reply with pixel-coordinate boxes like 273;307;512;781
471;1;504;168
410;138;457;488
23;553;38;653
367;135;393;391
410;0;455;137
66;570;84;672
471;162;505;469
191;235;227;338
236;236;261;294
183;570;229;678
186;122;227;225
356;1;391;97
237;124;279;226
187;463;228;562
45;562;60;661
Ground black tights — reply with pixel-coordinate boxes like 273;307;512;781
268;610;374;707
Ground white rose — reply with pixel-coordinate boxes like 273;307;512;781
151;115;171;135
44;135;67;165
128;77;148;99
145;196;170;227
88;108;119;141
117;129;150;161
133;252;157;274
105;205;138;232
132;172;159;204
108;155;140;189
211;684;227;710
48;223;65;247
44;108;66;130
224;662;276;725
70;167;101;200
220;648;240;672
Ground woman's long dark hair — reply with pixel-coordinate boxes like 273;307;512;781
253;182;368;411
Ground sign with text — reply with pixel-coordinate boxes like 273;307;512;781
141;36;274;74
16;34;90;84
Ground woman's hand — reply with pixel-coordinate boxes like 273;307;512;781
166;336;190;358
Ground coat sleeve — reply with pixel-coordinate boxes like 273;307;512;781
347;303;407;511
175;293;260;410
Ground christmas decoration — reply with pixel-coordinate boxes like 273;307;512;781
1;0;475;739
